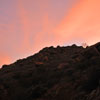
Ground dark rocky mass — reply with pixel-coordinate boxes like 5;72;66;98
0;42;100;100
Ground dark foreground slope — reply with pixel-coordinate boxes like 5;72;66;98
0;43;100;100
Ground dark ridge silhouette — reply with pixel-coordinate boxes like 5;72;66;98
0;42;100;100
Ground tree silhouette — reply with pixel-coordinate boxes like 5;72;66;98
82;43;88;48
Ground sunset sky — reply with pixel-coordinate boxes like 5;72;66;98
0;0;100;66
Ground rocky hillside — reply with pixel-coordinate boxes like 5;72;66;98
0;42;100;100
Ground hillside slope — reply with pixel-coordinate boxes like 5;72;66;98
0;42;100;100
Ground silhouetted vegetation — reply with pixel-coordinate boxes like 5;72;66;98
0;42;100;100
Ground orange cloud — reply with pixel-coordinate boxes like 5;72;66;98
17;0;50;53
18;0;31;51
33;14;53;52
54;0;100;45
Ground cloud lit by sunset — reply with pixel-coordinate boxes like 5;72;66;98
0;0;100;66
55;0;100;45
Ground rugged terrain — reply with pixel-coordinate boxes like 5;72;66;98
0;42;100;100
